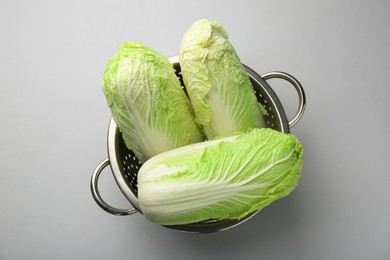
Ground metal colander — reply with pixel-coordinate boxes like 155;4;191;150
91;56;306;233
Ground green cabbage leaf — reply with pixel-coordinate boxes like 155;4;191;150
102;42;204;163
179;19;266;139
137;128;303;225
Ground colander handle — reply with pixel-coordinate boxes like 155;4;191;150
261;71;306;128
91;158;138;216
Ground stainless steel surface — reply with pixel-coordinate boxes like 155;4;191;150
91;158;138;216
91;57;306;233
261;71;306;128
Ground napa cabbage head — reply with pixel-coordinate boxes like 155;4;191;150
137;128;303;225
102;42;204;163
179;19;266;139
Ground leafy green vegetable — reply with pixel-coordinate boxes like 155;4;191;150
102;42;204;163
137;128;303;225
179;19;266;139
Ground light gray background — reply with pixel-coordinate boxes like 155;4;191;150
1;0;389;259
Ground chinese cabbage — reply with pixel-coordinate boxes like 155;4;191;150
179;19;266;139
138;128;303;225
102;42;204;163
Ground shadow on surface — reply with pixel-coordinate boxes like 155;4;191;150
134;193;304;259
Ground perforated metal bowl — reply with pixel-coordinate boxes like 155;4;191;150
91;56;306;233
